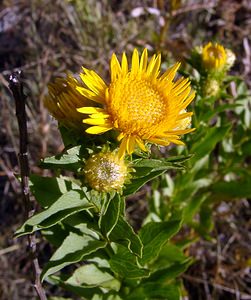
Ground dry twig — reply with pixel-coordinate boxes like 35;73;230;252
9;71;47;300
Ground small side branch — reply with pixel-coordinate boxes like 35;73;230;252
9;71;47;300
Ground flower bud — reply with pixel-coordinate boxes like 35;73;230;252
84;152;129;192
202;42;227;72
203;79;220;97
44;74;91;130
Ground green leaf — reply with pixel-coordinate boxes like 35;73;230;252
124;156;191;196
139;220;181;265
99;194;121;238
40;145;83;170
182;194;208;223
126;282;180;300
110;246;149;279
49;275;103;299
211;178;251;200
41;232;107;281
66;264;121;291
42;224;69;247
190;125;231;164
202;103;240;122
124;170;165;196
30;175;75;207
63;211;100;237
132;158;187;177
172;178;212;204
15;190;93;237
109;216;143;257
145;259;193;283
199;204;214;234
153;243;188;270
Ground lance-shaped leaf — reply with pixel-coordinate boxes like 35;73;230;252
109;216;143;257
15;190;93;237
66;264;121;291
99;194;121;238
144;259;193;283
190;125;231;164
139;220;181;265
132;156;190;177
126;282;180;300
40;145;83;171
124;156;191;196
29;175;80;207
41;232;107;281
124;170;165;196
110;246;149;279
49;275;104;299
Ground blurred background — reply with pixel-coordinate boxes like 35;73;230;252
0;0;251;299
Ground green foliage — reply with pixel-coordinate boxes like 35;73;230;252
16;143;191;298
15;43;251;299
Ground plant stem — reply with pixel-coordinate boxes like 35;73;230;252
9;71;47;300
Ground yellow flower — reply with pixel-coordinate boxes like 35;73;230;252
44;74;91;129
202;42;227;71
84;151;129;192
77;48;195;158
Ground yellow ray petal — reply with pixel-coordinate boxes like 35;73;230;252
111;53;122;82
136;136;147;151
118;137;127;159
139;48;148;72
121;52;128;75
127;135;136;154
146;54;156;75
165;128;195;135
172;78;191;95
160;62;181;81
83;118;111;126
90;113;110;119
176;112;193;120
148;137;170;146
168;138;185;145
86;125;112;134
82;68;107;90
131;49;139;75
77;107;106;114
76;87;105;104
179;91;196;110
149;54;161;78
80;73;105;96
117;132;125;141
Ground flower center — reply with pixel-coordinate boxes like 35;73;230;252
107;76;167;136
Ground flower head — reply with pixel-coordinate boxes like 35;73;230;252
44;74;91;129
84;151;129;192
202;42;227;71
77;48;195;158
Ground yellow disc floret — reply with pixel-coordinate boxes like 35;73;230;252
202;42;227;71
84;152;128;192
77;48;195;158
108;76;168;137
